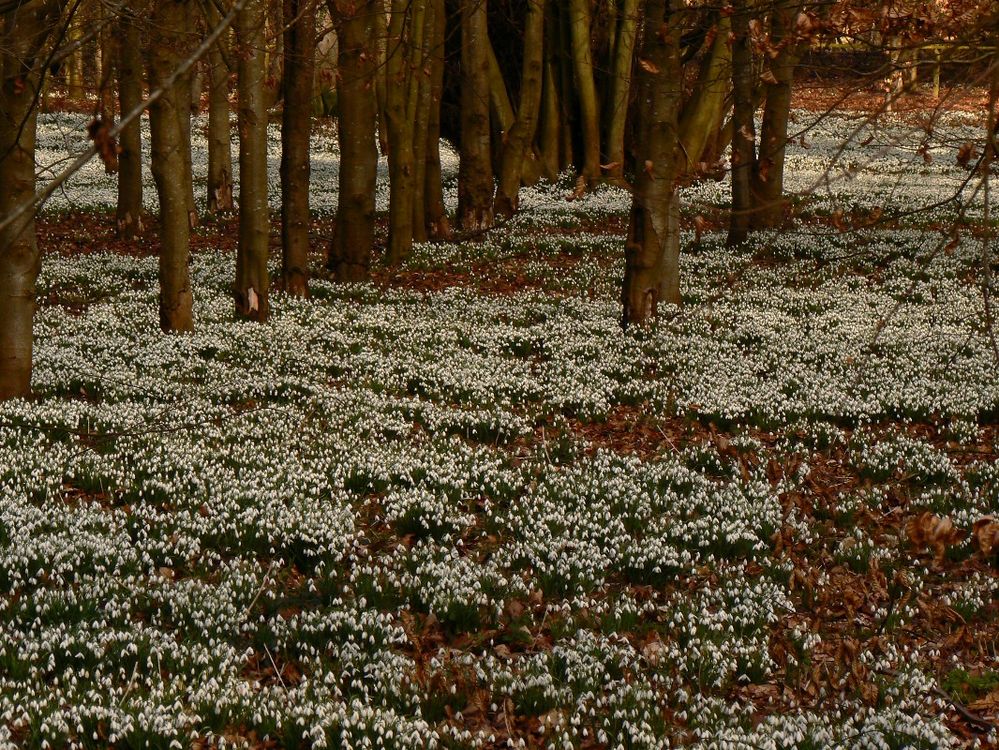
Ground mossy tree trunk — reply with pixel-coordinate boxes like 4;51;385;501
604;0;640;184
424;0;450;239
494;0;544;219
568;0;600;187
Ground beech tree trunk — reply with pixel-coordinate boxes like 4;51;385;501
178;13;198;228
494;0;544;219
235;0;271;321
751;0;803;229
727;0;755;246
423;0;450;239
410;0;437;244
622;0;682;328
147;0;196;332
280;0;316;296
384;0;425;265
568;0;600;186
0;2;57;399
457;0;493;231
116;6;144;239
206;4;234;214
328;0;378;281
604;0;640;184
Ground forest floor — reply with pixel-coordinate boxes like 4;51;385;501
1;93;998;749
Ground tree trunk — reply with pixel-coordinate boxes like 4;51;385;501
0;3;56;399
567;0;600;186
178;13;198;228
235;0;271;321
622;0;682;328
538;53;561;181
67;15;84;100
410;0;437;244
328;0;378;282
494;0;544;219
116;7;145;240
604;0;639;183
147;0;196;332
384;0;425;265
373;2;389;155
424;0;450;239
206;5;234;214
485;36;515;169
678;14;731;170
750;0;803;230
727;0;754;246
99;5;117;130
457;0;493;231
280;0;315;296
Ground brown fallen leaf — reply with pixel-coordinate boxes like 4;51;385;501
906;512;961;561
972;517;999;558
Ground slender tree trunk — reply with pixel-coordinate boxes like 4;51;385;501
178;13;198;228
727;0;754;246
424;0;450;239
328;0;378;281
99;5;117;129
457;0;493;231
116;7;145;239
751;0;803;229
494;0;544;219
235;0;271;321
486;36;515;169
0;3;57;399
384;0;425;265
68;15;84;100
567;0;600;186
538;53;561;181
373;1;389;155
622;0;682;327
678;14;731;170
280;0;316;296
410;0;437;244
604;0;639;183
147;0;196;332
206;6;234;214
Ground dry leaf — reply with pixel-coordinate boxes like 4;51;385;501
638;58;660;74
972;517;999;558
906;512;961;561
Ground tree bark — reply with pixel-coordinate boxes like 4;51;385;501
116;6;145;239
410;0;437;244
178;12;199;228
604;0;640;184
280;0;315;296
494;0;544;219
384;0;425;265
0;2;58;399
727;0;754;246
328;0;378;282
457;0;493;231
206;4;234;214
568;0;600;187
423;0;450;239
147;0;196;332
678;14;730;170
751;0;803;230
235;0;271;321
622;0;682;328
